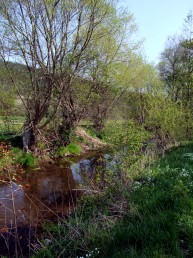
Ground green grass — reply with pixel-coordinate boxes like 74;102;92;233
0;134;14;141
0;115;25;133
96;142;193;257
0;115;25;122
34;142;193;258
56;143;81;156
11;147;37;167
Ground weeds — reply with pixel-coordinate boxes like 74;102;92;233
33;142;193;258
93;142;193;257
1;132;193;257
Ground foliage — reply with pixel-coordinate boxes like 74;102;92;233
158;13;193;140
0;0;141;149
102;120;149;148
17;152;37;167
145;95;187;142
1;4;193;257
67;143;82;155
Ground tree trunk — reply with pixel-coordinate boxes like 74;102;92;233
92;116;105;131
22;123;38;152
93;122;104;131
59;111;79;146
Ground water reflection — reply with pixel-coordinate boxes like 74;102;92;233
71;155;106;183
0;153;110;227
0;183;26;226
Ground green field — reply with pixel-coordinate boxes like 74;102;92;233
0;116;25;133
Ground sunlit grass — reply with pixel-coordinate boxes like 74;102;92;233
34;142;193;257
0;116;24;133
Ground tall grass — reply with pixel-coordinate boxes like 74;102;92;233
34;142;193;258
92;142;193;257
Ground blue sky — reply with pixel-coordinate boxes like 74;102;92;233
120;0;193;64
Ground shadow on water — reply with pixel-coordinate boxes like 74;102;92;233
0;151;114;256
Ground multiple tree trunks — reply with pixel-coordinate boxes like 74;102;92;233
0;0;138;152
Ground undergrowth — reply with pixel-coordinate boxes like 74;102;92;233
33;142;193;258
85;120;149;148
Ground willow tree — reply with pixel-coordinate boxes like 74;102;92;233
78;12;141;131
58;6;139;141
0;0;118;150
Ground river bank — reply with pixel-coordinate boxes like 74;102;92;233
0;122;180;257
0;148;114;257
32;141;193;258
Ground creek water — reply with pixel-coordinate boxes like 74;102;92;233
0;145;156;257
0;136;158;229
0;152;112;228
0;151;117;257
0;141;158;256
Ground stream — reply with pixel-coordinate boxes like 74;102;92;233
0;152;112;228
0;152;115;256
0;140;156;229
0;142;157;256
